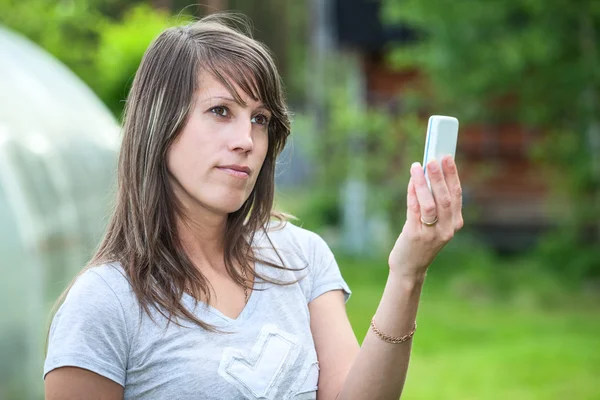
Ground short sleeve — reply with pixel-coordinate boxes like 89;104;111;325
308;233;351;303
44;269;130;386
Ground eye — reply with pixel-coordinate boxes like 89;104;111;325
252;113;270;126
210;106;229;117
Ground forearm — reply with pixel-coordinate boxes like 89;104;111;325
337;270;425;400
334;157;462;399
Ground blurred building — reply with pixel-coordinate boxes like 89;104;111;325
333;0;549;253
0;26;119;400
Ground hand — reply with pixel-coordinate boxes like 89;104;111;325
388;155;464;279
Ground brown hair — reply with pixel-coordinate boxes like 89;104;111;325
49;13;294;333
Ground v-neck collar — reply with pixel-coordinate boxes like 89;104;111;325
182;261;264;328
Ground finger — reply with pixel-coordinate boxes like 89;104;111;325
410;162;437;224
426;159;453;223
442;155;464;231
406;177;421;227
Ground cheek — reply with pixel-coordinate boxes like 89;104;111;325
256;133;269;163
168;115;216;172
167;144;189;191
167;135;208;186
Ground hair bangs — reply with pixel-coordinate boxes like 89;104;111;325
202;52;273;111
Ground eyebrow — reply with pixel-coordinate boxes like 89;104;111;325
205;95;268;110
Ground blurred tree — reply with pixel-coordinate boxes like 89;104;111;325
206;0;227;12
0;0;308;114
227;0;307;105
95;4;178;117
0;0;107;84
151;0;173;11
382;0;600;277
0;0;154;114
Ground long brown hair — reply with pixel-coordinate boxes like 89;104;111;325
49;13;295;333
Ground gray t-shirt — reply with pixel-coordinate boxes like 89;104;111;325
44;222;351;399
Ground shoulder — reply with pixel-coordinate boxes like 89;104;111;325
66;262;133;304
259;220;351;303
85;262;131;292
261;220;332;260
256;220;339;280
45;263;133;386
56;262;138;330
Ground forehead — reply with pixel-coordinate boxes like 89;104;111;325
196;70;264;108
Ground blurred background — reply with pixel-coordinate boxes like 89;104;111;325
1;0;599;399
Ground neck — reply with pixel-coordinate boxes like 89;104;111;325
176;210;228;273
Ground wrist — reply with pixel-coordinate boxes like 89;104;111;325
388;265;427;286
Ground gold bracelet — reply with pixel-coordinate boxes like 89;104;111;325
370;318;417;344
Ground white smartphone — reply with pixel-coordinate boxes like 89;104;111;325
422;115;459;191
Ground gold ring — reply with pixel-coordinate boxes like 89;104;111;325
420;216;438;226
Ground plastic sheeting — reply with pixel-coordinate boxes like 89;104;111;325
0;25;119;399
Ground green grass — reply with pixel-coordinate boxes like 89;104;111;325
276;188;600;398
340;259;600;400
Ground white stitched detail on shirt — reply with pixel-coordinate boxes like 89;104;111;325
294;361;319;396
219;324;300;400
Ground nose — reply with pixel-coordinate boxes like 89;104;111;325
228;119;254;153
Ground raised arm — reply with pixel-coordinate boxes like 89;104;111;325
311;156;463;400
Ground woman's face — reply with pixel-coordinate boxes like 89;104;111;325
167;71;270;217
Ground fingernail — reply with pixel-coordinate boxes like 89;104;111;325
411;162;421;169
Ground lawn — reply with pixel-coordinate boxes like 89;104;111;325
340;258;600;400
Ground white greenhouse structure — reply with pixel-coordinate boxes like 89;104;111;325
0;26;119;399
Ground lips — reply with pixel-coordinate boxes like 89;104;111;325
220;165;251;174
217;164;251;179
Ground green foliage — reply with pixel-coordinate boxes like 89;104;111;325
382;0;600;277
0;0;187;118
533;228;600;280
276;186;341;234
0;0;107;84
381;0;595;125
302;56;428;233
95;4;185;117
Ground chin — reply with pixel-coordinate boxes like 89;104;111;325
221;202;247;214
207;191;252;215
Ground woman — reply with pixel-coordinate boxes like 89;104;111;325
44;13;463;400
